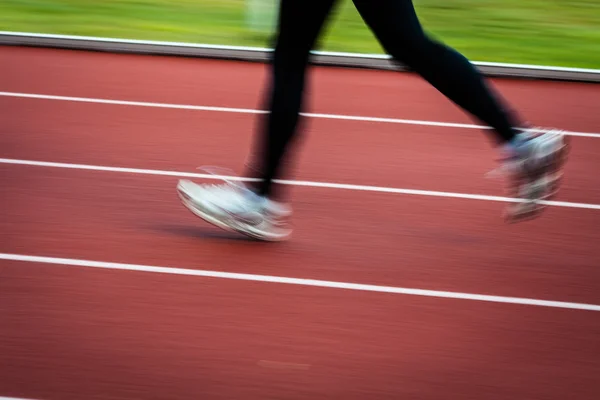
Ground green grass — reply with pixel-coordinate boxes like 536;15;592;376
1;0;599;68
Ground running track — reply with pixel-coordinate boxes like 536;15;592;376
1;46;600;400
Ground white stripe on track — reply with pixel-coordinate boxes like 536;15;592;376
0;397;37;400
2;253;599;312
2;157;600;211
1;91;599;138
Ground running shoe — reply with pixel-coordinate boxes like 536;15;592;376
494;127;570;222
177;168;293;241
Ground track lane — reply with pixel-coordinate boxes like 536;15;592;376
1;46;599;135
1;260;600;400
1;95;600;205
2;164;599;305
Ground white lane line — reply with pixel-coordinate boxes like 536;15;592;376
0;397;37;400
0;91;264;114
2;253;599;312
2;158;600;211
1;91;599;138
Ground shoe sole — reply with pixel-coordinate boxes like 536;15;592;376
176;182;291;242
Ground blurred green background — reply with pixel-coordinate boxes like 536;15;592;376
1;0;598;68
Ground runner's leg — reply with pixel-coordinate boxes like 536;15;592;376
352;0;524;145
247;0;339;198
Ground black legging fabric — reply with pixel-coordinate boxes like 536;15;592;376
248;0;523;197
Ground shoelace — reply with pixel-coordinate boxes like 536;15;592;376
196;165;264;212
485;126;560;179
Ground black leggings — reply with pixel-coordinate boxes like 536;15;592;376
248;0;522;198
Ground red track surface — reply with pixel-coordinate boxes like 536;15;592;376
1;46;600;400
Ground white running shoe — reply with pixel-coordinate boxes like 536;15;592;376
494;127;570;222
176;170;293;241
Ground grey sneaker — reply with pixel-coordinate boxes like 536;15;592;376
496;128;570;222
177;172;292;241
